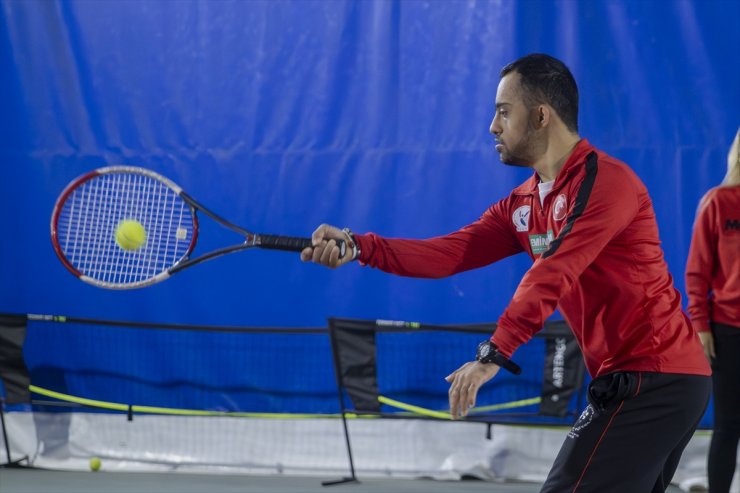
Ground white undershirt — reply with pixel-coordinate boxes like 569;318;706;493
538;180;555;206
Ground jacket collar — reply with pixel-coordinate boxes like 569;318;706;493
512;139;595;196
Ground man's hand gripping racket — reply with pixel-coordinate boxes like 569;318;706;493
51;166;347;289
300;224;357;269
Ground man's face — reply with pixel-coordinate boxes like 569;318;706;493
489;73;546;167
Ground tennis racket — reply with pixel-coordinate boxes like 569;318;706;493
51;166;345;289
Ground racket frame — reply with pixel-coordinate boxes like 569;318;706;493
51;166;338;289
51;166;200;289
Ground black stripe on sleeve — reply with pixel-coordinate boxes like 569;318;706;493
542;151;598;259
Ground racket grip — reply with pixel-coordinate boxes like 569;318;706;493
258;234;347;257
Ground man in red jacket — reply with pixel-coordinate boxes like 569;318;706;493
302;54;711;493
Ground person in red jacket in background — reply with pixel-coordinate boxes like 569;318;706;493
686;127;740;493
302;53;711;492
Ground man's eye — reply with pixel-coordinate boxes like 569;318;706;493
499;110;508;117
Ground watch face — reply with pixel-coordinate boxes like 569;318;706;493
478;341;490;358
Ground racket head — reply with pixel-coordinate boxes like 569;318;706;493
51;166;199;289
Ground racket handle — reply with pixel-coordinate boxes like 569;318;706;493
258;234;347;258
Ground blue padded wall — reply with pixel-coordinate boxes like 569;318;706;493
1;0;738;416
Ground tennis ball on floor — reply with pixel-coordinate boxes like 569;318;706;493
115;219;147;251
89;457;102;471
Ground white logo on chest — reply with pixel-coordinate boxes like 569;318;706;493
512;205;531;232
553;194;568;221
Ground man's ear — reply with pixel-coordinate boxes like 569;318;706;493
531;105;549;129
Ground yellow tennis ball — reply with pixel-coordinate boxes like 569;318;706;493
89;456;102;471
115;219;147;251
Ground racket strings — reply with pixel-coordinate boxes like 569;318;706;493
56;173;194;286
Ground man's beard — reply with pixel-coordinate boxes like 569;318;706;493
498;123;545;167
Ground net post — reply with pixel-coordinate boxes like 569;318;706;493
321;318;359;487
0;397;30;468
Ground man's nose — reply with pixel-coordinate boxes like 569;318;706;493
489;119;500;136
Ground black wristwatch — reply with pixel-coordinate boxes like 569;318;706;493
476;340;522;375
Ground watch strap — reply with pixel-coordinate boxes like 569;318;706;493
476;340;522;375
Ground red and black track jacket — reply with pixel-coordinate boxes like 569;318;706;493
355;139;710;378
685;186;740;332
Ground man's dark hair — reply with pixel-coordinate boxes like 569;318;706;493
501;54;579;133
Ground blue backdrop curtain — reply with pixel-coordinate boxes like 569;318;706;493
0;0;737;416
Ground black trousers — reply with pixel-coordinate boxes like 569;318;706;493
708;322;740;493
540;371;711;493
